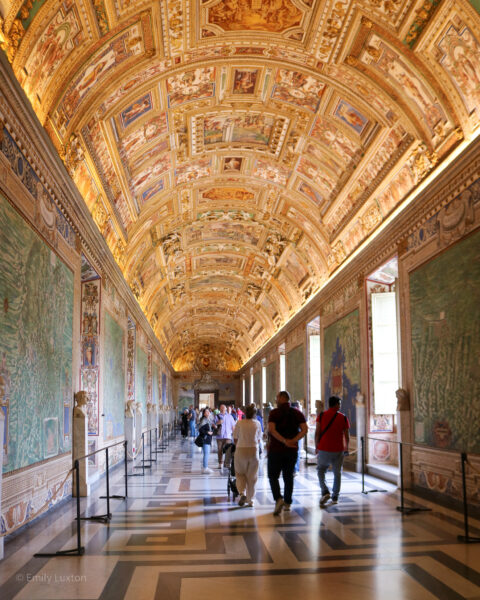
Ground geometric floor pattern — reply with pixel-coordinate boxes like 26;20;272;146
1;435;480;600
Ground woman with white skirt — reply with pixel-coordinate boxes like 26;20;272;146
233;404;263;507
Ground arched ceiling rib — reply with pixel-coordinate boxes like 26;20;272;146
2;0;480;370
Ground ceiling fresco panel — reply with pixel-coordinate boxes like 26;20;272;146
19;3;83;107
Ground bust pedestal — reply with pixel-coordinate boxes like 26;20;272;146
355;401;366;473
135;405;143;458
396;389;412;488
397;409;412;488
147;404;157;431
125;416;134;461
73;405;90;497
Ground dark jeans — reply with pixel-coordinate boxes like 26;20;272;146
267;451;297;505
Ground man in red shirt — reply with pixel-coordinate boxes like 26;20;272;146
315;396;350;507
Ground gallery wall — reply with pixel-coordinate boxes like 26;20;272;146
241;147;480;507
0;64;175;536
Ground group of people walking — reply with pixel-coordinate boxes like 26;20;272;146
181;392;350;513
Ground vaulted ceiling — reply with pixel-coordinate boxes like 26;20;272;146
1;0;480;371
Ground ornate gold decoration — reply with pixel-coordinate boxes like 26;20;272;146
365;45;381;60
403;0;440;48
64;135;84;174
113;239;126;266
92;199;108;233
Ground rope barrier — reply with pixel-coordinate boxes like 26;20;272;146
1;466;74;538
126;434;144;460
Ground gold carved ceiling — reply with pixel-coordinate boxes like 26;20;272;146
2;0;480;370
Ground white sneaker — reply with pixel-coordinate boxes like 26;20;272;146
247;500;254;507
202;467;213;474
273;498;284;515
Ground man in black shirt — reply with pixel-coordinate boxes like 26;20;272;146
267;391;308;515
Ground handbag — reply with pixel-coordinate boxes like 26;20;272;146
194;434;204;447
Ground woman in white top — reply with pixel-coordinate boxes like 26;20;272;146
233;404;263;507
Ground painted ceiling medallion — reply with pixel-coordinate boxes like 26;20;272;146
207;0;304;33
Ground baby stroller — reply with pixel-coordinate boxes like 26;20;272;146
223;442;238;501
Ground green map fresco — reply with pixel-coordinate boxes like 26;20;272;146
287;344;305;402
103;312;125;440
136;345;148;430
152;363;159;405
0;193;73;473
323;309;360;435
410;230;480;453
266;361;277;406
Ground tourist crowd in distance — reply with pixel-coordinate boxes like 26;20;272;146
179;392;350;514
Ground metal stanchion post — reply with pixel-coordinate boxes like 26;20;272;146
458;452;480;543
82;449;111;523
124;441;128;497
396;440;431;515
398;441;404;511
149;429;154;463
105;447;111;520
75;462;84;552
361;436;366;494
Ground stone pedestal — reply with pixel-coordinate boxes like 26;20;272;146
147;404;156;432
125;416;135;461
355;401;366;473
397;409;412;488
135;404;143;457
0;410;4;560
158;409;164;433
396;388;412;488
72;393;90;497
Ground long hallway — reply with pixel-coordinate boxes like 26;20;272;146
1;435;480;600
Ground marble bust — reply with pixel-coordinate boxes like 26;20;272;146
125;399;136;418
396;388;410;411
73;391;88;418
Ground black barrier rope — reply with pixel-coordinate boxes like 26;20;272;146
79;439;127;523
100;441;128;502
34;440;128;557
395;441;431;515
34;461;85;557
361;437;388;494
130;432;147;476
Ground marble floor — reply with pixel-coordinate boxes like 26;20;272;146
1;434;480;600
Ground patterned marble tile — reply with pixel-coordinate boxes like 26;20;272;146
1;435;479;600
